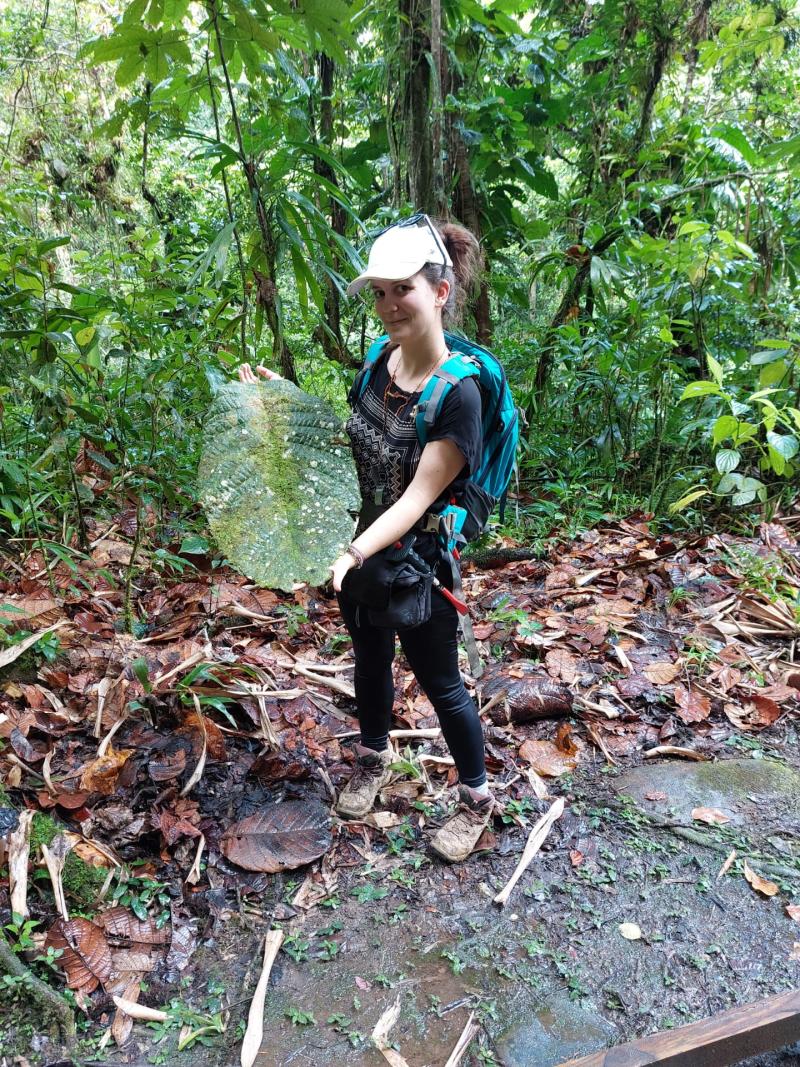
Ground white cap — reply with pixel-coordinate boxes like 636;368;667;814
346;222;452;296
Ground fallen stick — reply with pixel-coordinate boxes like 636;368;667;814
240;929;284;1067
292;664;356;698
185;833;206;886
9;810;34;918
717;848;737;881
444;1011;479;1067
585;723;619;767
371;995;411;1067
180;695;208;796
391;728;442;740
493;797;565;907
644;745;709;761
112;996;168;1022
0;619;69;670
41;834;74;921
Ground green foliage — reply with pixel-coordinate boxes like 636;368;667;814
2;0;799;564
198;380;359;589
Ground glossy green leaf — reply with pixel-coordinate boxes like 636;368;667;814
198;381;360;591
715;449;740;473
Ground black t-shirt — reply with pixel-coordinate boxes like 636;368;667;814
346;345;482;552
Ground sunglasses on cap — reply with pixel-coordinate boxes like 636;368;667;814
370;212;450;268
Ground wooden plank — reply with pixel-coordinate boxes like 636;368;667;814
558;989;800;1067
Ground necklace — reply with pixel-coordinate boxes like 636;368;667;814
377;346;449;500
383;347;449;412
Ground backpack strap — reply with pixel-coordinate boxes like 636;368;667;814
414;354;480;446
348;335;391;407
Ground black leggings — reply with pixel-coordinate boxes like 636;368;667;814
337;575;487;789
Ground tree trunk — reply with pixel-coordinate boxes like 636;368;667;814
392;0;434;212
309;53;355;367
430;0;447;217
444;50;492;344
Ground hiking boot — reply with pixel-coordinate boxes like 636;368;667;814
335;744;394;819
429;785;495;863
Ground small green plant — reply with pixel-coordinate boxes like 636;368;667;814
441;948;466;975
666;586;695;609
351;882;389;903
284;1006;316;1026
110;872;171;925
317;939;340;961
501;797;535;825
327;1013;364;1047
4;914;42;952
388;904;408;924
386;819;416;854
281;932;310;962
275;603;309;637
389;866;417;888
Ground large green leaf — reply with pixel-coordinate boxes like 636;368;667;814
199;381;360;591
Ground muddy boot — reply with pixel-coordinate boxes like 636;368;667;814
429;785;495;863
335;744;394;819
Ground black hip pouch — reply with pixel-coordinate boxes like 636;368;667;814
342;533;433;629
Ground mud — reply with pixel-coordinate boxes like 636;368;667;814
3;747;799;1067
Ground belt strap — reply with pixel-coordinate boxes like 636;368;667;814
448;551;483;679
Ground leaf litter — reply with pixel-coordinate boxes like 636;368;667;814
1;510;799;1056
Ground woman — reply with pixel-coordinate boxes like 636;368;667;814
241;215;494;862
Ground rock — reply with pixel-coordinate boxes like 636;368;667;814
613;758;800;835
495;993;617;1066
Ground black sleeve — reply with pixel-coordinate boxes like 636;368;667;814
425;376;482;477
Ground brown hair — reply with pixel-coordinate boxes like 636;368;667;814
420;220;483;324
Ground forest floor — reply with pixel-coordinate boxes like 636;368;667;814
1;510;799;1066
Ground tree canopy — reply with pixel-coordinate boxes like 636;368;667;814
1;0;799;575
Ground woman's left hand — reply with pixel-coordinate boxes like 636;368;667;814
330;552;357;593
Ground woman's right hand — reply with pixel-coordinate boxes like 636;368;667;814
238;363;282;384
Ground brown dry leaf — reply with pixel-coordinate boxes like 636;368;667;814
743;860;779;898
472;622;495;641
181;709;226;761
724;695;781;732
79;745;134;795
45;917;113;993
0;596;61;632
691;807;730;825
643;662;681;685
569;850;584;868
645;791;668;802
148;739;190;782
518;738;577;778
97;907;171;945
708;665;743;693
111;977;140;1047
785;904;800;922
220;800;332;872
673;683;712;724
544;648;579;684
545;565;579;590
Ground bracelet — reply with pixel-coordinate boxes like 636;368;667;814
346;543;365;568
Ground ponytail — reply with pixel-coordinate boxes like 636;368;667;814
420;220;483;325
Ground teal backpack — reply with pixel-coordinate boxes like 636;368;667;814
350;330;519;551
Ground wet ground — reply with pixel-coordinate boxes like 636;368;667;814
68;738;798;1067
3;744;799;1066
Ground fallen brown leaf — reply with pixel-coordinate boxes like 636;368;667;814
691;807;730;825
518;738;577;778
45;917;113;993
673;683;712;724
79;745;134;795
743;860;779;898
643;661;681;685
